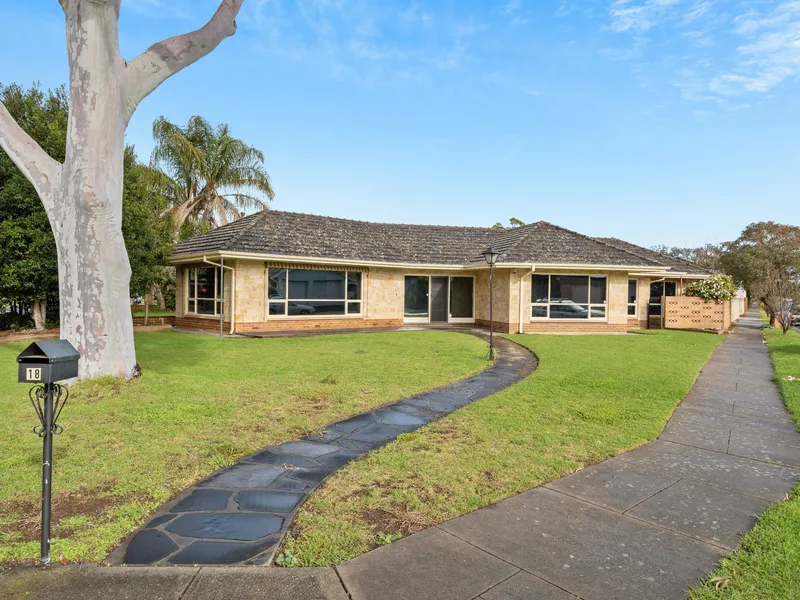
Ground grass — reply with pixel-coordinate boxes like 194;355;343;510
689;327;800;600
0;330;487;564
282;329;723;566
131;310;175;317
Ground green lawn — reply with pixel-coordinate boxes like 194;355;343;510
131;310;175;317
282;330;723;566
689;327;800;600
0;330;487;564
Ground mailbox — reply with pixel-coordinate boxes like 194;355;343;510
17;340;80;384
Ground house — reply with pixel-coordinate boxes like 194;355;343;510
167;210;711;335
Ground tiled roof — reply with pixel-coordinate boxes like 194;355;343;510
593;237;712;275
172;210;678;270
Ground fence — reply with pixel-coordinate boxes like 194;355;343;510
664;297;747;331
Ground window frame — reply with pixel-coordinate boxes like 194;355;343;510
627;278;638;318
403;274;476;324
186;267;222;317
530;274;608;321
267;268;363;319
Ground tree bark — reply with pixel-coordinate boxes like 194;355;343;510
32;299;47;331
154;284;166;310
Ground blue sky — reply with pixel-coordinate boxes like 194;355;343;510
1;0;799;248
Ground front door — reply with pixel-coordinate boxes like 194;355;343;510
648;281;677;328
430;277;449;323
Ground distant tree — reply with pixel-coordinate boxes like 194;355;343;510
492;217;526;229
121;146;174;322
151;115;274;232
718;221;800;331
650;244;721;271
0;83;67;330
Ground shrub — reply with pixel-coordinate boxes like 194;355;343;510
684;273;738;301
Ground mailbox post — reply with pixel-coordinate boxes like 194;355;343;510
17;340;80;565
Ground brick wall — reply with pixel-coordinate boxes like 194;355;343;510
132;316;176;326
522;321;632;333
176;317;231;332
234;318;403;333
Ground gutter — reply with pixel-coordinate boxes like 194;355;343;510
203;256;236;336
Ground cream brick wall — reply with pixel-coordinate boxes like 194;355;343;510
366;268;404;320
233;260;266;323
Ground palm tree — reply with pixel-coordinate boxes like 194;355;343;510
150;116;275;232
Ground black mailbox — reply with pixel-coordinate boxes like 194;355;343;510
17;340;80;384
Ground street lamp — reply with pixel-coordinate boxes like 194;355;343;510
482;246;500;359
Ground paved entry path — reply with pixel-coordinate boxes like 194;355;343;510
3;308;799;600
107;332;536;567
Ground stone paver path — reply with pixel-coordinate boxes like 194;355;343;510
4;309;799;600
106;332;536;567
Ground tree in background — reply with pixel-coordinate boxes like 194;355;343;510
0;0;246;379
718;222;800;331
650;243;721;271
151;115;274;232
0;83;67;330
0;83;175;332
492;217;526;229
122;146;174;323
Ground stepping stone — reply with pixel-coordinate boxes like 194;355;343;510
171;489;232;512
316;450;358;469
247;450;318;468
273;441;340;458
168;538;278;565
287;468;333;485
269;476;310;491
347;423;401;443
335;437;380;453
374;408;428;428
235;490;305;513
328;412;375;434
145;514;176;528
199;464;284;489
166;513;283;541
123;529;178;564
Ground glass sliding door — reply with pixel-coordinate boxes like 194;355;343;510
404;276;429;320
403;275;475;324
450;277;474;321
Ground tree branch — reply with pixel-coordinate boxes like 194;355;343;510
124;0;245;121
0;99;61;204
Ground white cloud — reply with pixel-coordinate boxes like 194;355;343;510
608;0;680;33
711;2;800;95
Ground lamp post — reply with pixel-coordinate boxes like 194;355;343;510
482;246;500;360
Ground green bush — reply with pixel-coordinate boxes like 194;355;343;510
684;273;738;301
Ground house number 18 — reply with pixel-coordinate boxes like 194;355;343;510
26;367;42;381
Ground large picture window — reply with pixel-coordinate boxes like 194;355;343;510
268;268;362;317
531;274;607;320
187;267;222;316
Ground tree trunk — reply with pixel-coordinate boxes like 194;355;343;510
55;0;137;379
154;284;166;310
32;299;47;331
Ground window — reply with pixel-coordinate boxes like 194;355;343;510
628;279;637;316
531;274;607;320
268;268;362;317
187;267;222;316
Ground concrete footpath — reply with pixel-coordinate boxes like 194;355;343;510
2;308;798;600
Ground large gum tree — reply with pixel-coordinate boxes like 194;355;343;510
0;0;245;378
